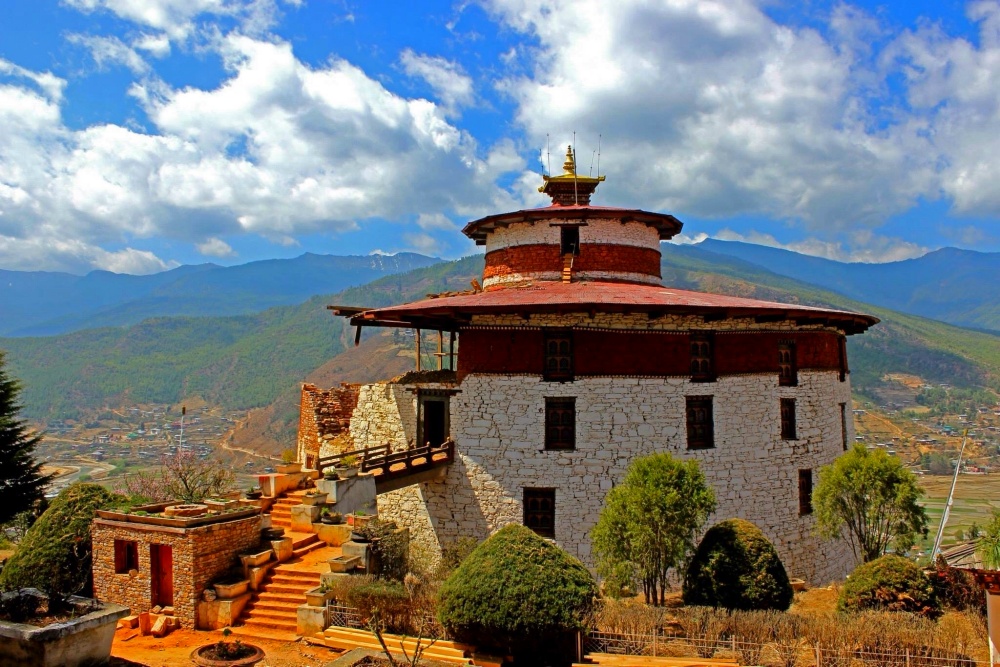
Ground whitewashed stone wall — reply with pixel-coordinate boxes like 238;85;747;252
372;370;856;585
485;219;659;253
350;384;413;451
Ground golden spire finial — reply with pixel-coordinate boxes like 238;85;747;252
562;145;576;175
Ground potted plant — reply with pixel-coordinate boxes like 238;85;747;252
275;449;301;475
335;453;361;478
300;490;326;506
0;589;129;667
322;467;339;481
245;486;262;500
191;628;264;666
320;507;343;525
213;569;251;600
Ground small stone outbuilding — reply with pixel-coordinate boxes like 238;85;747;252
92;504;261;628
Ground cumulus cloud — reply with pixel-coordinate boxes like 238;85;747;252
196;237;236;257
62;0;298;39
400;50;475;115
0;36;520;272
487;0;938;229
69;34;152;74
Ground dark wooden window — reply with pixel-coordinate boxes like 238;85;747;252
686;396;714;449
545;398;575;450
840;402;849;451
417;391;451;447
114;539;139;574
560;226;580;256
781;398;797;440
543;330;574;382
523;488;555;538
690;334;714;381
798;469;813;516
778;342;797;386
838;335;848;382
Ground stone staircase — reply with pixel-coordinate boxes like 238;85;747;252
229;488;334;642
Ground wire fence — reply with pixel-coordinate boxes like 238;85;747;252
322;605;986;666
325;602;447;639
584;630;985;667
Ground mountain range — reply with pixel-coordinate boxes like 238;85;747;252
699;240;1000;333
0;252;439;337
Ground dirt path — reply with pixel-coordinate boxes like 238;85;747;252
111;627;344;667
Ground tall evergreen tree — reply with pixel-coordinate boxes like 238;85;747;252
0;350;50;524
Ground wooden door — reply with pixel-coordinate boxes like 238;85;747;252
150;544;174;607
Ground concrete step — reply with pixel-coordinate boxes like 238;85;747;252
263;583;313;595
228;625;299;643
271;574;320;585
239;617;298;633
256;592;308;605
243;607;298;623
248;600;304;613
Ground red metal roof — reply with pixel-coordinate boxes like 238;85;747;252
461;205;683;244
344;280;879;334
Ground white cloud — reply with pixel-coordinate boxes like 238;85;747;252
417;213;456;230
196;237;236;257
487;0;937;229
400;49;475;115
402;232;444;255
134;33;173;58
69;34;151;74
0;58;66;102
0;37;522;272
62;0;297;39
711;229;928;263
0;235;176;274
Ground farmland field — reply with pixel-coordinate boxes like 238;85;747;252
917;474;1000;552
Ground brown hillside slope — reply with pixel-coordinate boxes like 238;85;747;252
230;330;415;456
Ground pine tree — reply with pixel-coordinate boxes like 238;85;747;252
0;351;50;524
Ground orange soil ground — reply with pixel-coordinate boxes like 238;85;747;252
111;626;346;666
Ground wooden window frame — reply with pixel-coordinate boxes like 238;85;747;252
544;397;576;450
690;333;715;382
686;396;714;450
523;488;556;538
416;389;452;448
560;226;581;256
780;398;797;441
798;469;813;516
543;329;574;382
778;342;798;387
114;539;139;574
839;402;848;451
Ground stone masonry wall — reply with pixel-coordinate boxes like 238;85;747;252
92;515;261;627
298;383;360;464
374;370;856;585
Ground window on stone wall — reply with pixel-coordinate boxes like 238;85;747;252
838;335;848;382
543;330;574;382
840;402;849;451
114;539;139;574
686;396;714;449
523;488;556;538
781;398;797;440
690;334;714;381
798;469;813;516
545;398;575;450
778;342;797;386
418;391;451;447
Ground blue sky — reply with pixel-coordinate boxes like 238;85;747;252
1;0;1000;274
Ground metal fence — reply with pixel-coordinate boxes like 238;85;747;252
584;631;985;667
325;602;447;640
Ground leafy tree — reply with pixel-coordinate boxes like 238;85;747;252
977;509;1000;569
0;483;129;596
0;350;51;525
591;453;716;606
437;524;597;660
114;450;233;502
813;444;927;563
683;518;794;611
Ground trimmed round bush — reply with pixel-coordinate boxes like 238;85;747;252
839;554;938;616
682;518;794;611
437;524;598;655
0;483;128;596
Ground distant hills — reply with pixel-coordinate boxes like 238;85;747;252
699;240;1000;333
0;252;439;336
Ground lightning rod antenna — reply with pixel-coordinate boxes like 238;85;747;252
590;149;596;177
597;133;602;178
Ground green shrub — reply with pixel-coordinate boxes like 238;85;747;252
838;554;938;617
0;483;129;596
360;519;408;581
437;524;598;658
682;518;793;611
433;537;480;581
928;554;985;613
